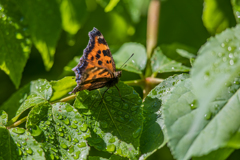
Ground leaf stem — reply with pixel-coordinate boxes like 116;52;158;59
60;94;76;102
7;116;27;129
123;79;145;88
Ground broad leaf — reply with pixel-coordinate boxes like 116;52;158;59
202;0;230;34
0;126;45;160
50;76;76;101
151;47;190;74
0;110;8;126
74;81;143;159
139;74;189;160
27;102;90;159
58;0;87;34
190;24;240;154
163;78;240;160
113;42;147;75
13;0;62;70
0;11;31;88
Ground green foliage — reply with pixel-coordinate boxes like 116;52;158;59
0;0;240;159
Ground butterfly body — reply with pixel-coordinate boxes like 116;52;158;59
71;27;122;94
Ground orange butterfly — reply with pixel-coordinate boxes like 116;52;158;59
70;27;131;97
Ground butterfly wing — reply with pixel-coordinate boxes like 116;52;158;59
71;28;116;94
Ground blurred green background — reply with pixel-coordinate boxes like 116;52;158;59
0;0;240;159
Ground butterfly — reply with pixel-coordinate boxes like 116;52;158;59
70;27;132;97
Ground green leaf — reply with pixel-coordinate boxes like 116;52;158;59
13;0;62;70
0;11;31;88
50;76;76;101
151;47;190;74
231;0;240;23
0;83;30;120
192;148;234;160
74;81;143;159
122;0;150;23
0;126;45;160
0;110;8;126
27;102;90;159
113;42;147;75
139;74;189;160
191;24;240;151
202;0;230;35
163;77;240;160
12;79;52;123
58;0;87;34
176;49;196;59
105;0;120;12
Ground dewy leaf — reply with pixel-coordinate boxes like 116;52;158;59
11;79;52;123
58;0;87;34
139;74;189;160
191;24;240;154
202;0;230;35
0;83;30;120
0;11;31;88
13;0;62;70
74;81;143;159
231;0;240;23
113;42;147;75
50;76;76;101
0;110;8;126
151;47;190;74
0;126;45;160
163;77;240;160
27;102;90;159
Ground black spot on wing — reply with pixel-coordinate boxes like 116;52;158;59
91;56;94;61
109;60;112;63
103;49;111;57
98;38;107;45
106;60;109;64
98;60;102;65
98;50;101;54
96;54;100;60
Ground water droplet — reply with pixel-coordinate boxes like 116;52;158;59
108;137;115;143
29;125;42;136
26;148;33;155
132;60;135;63
80;124;88;132
221;43;225;47
123;104;128;109
106;144;116;152
172;67;175;70
12;128;25;134
77;142;86;148
131;106;138;111
37;149;43;156
133;128;142;138
125;114;129;118
113;102;120;107
60;143;68;149
57;115;63;120
105;96;112;101
73;151;80;159
65;105;73;112
68;146;74;153
204;112;212;120
189;100;197;109
230;60;234;65
63;118;70;125
71;124;78;129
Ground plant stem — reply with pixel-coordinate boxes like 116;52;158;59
7;116;27;129
144;0;161;98
124;79;145;88
60;94;76;102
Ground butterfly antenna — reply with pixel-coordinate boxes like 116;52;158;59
120;53;134;69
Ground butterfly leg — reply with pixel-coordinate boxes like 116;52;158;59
97;87;110;106
114;85;125;102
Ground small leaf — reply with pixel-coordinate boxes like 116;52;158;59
163;77;240;160
202;0;230;34
0;83;30;120
113;42;147;75
13;0;62;70
0;11;31;88
151;47;190;74
0;110;8;126
58;0;87;34
26;102;90;159
0;126;45;160
11;79;52;123
50;76;76;101
74;81;143;159
139;74;189;160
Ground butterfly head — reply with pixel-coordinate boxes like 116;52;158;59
114;71;122;79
